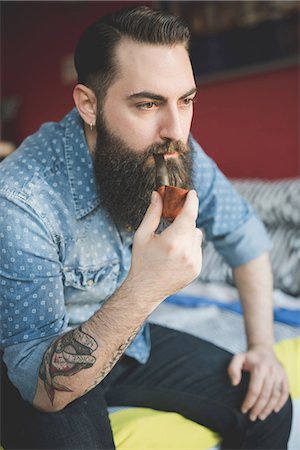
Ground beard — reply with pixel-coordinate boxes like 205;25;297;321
93;114;193;231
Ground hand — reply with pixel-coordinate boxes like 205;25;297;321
228;345;289;421
129;190;203;300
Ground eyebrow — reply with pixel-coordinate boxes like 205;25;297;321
127;87;197;102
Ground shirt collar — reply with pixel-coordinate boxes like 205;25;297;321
63;108;101;219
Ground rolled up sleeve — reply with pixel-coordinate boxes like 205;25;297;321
213;214;272;268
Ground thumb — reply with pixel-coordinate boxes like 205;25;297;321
172;190;199;231
136;191;162;238
228;353;245;386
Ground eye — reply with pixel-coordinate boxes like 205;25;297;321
137;102;157;110
182;97;196;107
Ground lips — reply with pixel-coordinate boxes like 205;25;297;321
163;151;177;159
151;151;178;162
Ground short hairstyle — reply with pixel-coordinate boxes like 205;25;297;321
74;6;190;100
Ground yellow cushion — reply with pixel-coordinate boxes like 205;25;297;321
110;407;220;450
110;336;300;450
274;336;300;399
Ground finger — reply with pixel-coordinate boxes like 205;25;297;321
193;227;203;253
136;191;163;238
274;378;290;413
258;380;288;420
188;228;203;273
241;371;264;417
248;376;274;421
228;353;245;386
171;190;199;230
189;227;203;251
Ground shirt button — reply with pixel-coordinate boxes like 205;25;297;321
87;279;94;288
125;224;133;232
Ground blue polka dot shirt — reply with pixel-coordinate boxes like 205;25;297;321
0;108;271;403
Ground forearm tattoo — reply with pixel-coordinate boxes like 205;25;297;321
39;325;141;404
83;325;141;395
39;326;98;404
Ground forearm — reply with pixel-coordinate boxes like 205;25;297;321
33;277;162;412
233;252;274;349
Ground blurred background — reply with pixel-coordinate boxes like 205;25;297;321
1;0;299;179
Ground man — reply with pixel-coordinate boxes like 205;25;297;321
0;6;292;449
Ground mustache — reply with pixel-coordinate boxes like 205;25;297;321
143;140;189;160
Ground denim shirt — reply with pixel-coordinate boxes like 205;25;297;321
0;108;271;403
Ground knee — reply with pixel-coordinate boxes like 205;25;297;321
253;395;293;446
269;395;293;435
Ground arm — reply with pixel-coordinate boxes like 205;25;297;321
33;190;203;412
228;253;289;421
234;252;274;349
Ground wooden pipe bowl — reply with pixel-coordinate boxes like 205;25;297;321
157;185;189;221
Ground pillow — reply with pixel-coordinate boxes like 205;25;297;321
267;227;300;297
110;407;220;450
109;337;300;450
231;178;300;228
274;336;300;399
200;226;300;296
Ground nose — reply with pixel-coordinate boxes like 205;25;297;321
159;106;183;142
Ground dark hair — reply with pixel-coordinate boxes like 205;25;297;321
74;6;190;100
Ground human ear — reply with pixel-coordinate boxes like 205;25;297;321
73;84;97;128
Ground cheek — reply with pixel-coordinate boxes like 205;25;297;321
105;107;157;151
120;120;155;149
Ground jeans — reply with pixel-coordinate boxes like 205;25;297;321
1;324;292;449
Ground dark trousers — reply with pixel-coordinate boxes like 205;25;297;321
1;324;292;450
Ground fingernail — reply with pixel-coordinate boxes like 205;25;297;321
259;414;266;421
250;415;256;422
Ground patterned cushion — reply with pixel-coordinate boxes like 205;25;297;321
232;178;300;228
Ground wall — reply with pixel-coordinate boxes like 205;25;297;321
2;1;299;179
193;66;299;179
1;1;151;141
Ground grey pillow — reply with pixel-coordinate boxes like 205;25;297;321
231;178;300;228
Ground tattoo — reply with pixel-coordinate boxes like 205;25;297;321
84;325;141;395
39;326;98;404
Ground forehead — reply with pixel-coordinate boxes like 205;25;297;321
109;38;195;97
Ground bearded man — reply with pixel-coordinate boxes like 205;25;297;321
0;6;292;450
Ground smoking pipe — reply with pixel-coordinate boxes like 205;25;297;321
153;154;189;221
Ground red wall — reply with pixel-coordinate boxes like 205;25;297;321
192;66;300;179
2;2;299;179
1;1;151;141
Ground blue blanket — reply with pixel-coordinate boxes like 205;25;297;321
165;294;300;327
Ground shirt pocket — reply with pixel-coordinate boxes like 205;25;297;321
62;261;120;306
